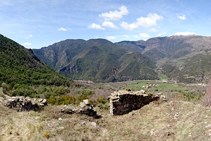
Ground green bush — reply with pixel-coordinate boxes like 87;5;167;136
53;87;70;95
81;89;95;96
47;95;76;105
97;103;109;110
1;82;8;90
77;94;89;102
10;86;37;97
97;96;108;104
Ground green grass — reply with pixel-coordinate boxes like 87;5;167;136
160;74;167;80
123;81;157;91
162;58;167;61
176;61;184;65
153;83;188;91
124;81;190;92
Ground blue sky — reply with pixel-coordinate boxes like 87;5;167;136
1;0;211;49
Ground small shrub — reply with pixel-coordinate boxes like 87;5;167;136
97;96;108;104
47;95;77;105
1;82;8;90
81;89;95;96
99;86;103;89
44;92;51;99
184;93;194;101
37;125;43;133
42;131;50;139
97;103;109;110
89;100;94;106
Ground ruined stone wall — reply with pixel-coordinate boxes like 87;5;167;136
0;95;47;111
109;90;159;115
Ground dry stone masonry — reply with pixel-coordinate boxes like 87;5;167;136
61;99;101;118
0;95;47;111
108;90;160;115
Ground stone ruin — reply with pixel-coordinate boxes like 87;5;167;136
108;90;161;115
61;99;101;119
0;95;47;111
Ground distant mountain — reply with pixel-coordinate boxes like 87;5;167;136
0;34;70;96
117;35;211;83
116;41;145;53
33;39;158;82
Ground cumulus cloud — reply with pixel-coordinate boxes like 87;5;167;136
22;42;31;46
136;13;164;28
58;27;67;31
150;28;157;32
139;33;150;37
99;5;128;21
102;21;118;29
106;36;116;40
121;13;163;30
177;15;186;20
157;31;167;36
88;23;105;30
120;22;139;30
172;32;198;36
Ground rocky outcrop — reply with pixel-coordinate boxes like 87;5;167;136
108;90;159;115
0;95;47;111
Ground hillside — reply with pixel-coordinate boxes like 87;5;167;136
33;39;158;82
0;34;70;97
117;35;211;83
1;97;211;141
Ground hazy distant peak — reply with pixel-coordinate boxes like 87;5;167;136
171;32;199;36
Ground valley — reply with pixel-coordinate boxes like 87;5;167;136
2;0;211;140
1;34;211;140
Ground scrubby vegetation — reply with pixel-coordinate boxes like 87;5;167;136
47;89;95;105
0;34;71;98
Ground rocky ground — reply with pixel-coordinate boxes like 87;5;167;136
1;99;211;141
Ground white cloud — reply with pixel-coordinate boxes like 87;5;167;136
136;13;164;28
120;22;139;30
25;35;33;39
106;36;116;40
99;5;128;21
150;28;157;32
123;35;129;38
22;42;31;46
88;23;105;30
157;31;167;36
120;13;163;30
171;32;198;36
139;33;150;37
133;35;139;38
177;15;186;20
58;27;67;31
102;21;118;29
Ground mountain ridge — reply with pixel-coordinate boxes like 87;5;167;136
33;39;158;82
117;35;211;83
